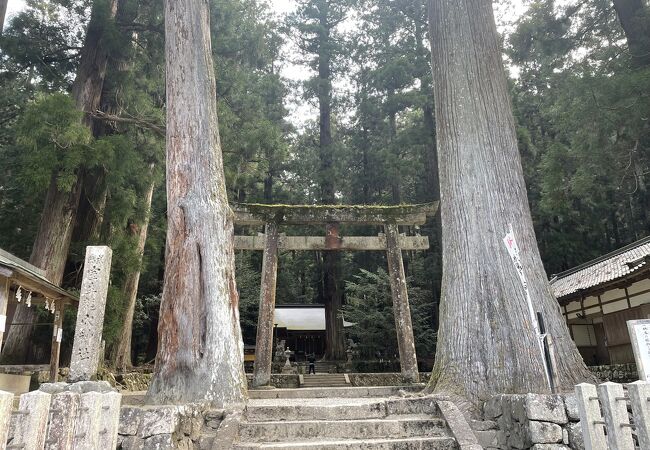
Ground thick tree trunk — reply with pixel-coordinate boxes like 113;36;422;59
112;175;155;371
0;0;8;34
612;0;650;67
425;0;593;410
146;0;246;407
1;0;119;363
317;2;345;361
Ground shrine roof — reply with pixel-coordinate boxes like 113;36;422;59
550;236;650;301
274;304;354;331
232;202;438;226
0;248;78;305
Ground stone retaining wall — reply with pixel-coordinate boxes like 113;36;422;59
588;363;637;383
480;393;583;450
348;372;431;386
118;404;225;449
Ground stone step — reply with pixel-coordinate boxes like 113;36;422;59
246;397;440;422
248;386;423;400
233;436;458;449
239;417;448;442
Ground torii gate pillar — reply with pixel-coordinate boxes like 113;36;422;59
252;222;279;388
385;223;419;383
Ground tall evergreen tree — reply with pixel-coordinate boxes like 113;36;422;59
425;0;593;410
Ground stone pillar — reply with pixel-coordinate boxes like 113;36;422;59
597;381;634;450
69;246;113;382
575;383;606;450
627;381;650;450
384;223;419;383
98;391;122;449
252;223;279;388
0;390;12;447
12;390;52;450
73;391;103;448
49;302;64;382
45;391;80;450
0;277;9;348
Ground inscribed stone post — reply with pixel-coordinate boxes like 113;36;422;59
45;391;80;450
12;390;52;450
626;319;650;381
69;246;112;382
384;223;419;383
0;390;12;446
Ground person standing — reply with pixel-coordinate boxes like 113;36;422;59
308;354;316;375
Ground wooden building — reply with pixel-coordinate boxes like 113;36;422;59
273;304;354;361
0;248;78;384
550;237;650;365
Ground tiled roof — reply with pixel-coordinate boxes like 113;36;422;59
550;237;650;300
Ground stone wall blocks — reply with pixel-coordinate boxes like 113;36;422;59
137;406;183;438
562;394;580;422
484;395;504;419
530;445;570;450
119;406;144;436
528;421;562;444
566;422;584;450
525;394;567;424
121;435;145;450
142;433;174;449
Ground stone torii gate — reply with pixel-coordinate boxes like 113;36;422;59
231;203;439;388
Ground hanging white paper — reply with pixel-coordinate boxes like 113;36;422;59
56;328;63;343
503;224;551;389
0;315;6;333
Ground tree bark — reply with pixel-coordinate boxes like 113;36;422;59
1;0;119;363
316;1;346;361
0;0;8;34
425;0;593;410
146;0;246;407
612;0;650;67
112;173;156;371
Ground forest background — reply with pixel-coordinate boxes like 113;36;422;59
0;0;648;369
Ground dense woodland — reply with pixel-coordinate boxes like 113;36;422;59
0;0;648;370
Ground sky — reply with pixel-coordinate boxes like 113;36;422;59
3;0;530;126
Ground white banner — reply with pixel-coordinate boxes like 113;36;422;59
503;225;551;389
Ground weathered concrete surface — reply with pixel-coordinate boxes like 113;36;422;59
12;390;51;450
0;390;12;446
69;246;113;382
45;390;80;450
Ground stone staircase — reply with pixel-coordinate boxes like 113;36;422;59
300;373;349;388
232;386;460;449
